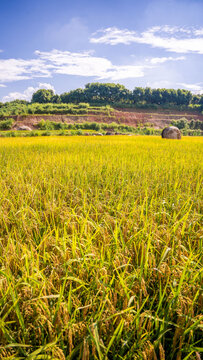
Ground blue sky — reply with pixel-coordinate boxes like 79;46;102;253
0;0;203;102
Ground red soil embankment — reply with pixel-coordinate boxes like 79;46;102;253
114;108;203;128
9;108;203;130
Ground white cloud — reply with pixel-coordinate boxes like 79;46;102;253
178;83;202;91
99;65;145;80
156;25;192;35
178;83;203;94
2;83;55;102
91;27;137;46
0;45;189;89
0;49;148;84
194;29;203;36
36;49;111;77
90;26;203;54
149;56;185;64
147;80;172;88
0;58;52;83
36;49;146;80
0;84;6;87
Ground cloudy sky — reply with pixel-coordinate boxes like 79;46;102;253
0;0;203;102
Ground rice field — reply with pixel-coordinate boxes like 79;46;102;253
0;135;202;360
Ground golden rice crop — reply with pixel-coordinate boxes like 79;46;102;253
0;136;202;360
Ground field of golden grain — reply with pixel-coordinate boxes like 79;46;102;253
0;136;202;360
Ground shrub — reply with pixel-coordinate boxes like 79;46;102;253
30;131;39;137
59;130;66;136
53;122;64;130
41;131;51;136
38;119;54;130
67;124;75;130
0;118;14;130
78;103;90;108
76;129;83;135
189;120;203;130
38;119;46;130
89;122;101;131
171;118;189;129
142;127;152;135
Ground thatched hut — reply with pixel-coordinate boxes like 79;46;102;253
161;126;181;139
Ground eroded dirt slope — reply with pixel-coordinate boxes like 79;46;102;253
8;108;203;129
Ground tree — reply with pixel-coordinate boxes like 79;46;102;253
151;89;163;104
144;87;152;103
191;95;201;105
167;89;178;104
61;89;86;104
199;95;203;105
84;83;131;104
176;89;192;105
52;94;61;104
132;87;145;103
31;89;55;103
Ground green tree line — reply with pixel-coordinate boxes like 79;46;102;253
1;83;203;112
30;83;203;107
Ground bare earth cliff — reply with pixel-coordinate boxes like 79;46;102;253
9;108;203;130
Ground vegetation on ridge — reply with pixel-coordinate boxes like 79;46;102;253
0;83;203;117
